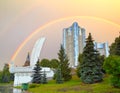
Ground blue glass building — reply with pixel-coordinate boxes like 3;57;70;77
63;22;86;67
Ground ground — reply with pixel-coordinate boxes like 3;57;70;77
28;74;120;93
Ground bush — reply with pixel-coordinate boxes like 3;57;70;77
103;55;120;88
110;75;120;88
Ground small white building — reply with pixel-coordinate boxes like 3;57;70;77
9;65;54;86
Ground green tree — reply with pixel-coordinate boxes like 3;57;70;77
42;70;47;84
103;55;120;88
80;33;103;84
56;67;63;84
32;59;43;84
50;59;59;69
39;59;50;67
76;54;83;78
0;71;2;83
1;64;11;83
99;55;105;73
10;73;14;81
110;35;120;55
58;45;72;81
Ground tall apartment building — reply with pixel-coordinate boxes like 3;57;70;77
63;22;86;67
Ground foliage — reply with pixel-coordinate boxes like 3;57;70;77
103;55;120;75
0;64;14;83
76;54;83;78
103;55;120;88
98;55;105;73
40;58;50;67
78;53;83;64
42;70;47;84
40;58;59;69
80;33;103;84
50;59;59;69
56;67;63;84
109;35;120;55
32;59;43;84
58;45;72;81
10;73;14;81
0;71;2;82
1;64;11;83
77;54;105;78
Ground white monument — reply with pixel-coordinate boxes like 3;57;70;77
9;37;54;86
30;38;45;66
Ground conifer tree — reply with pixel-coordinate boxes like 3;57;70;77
80;33;103;84
56;67;63;84
42;70;47;84
110;34;120;56
32;59;43;84
58;45;72;81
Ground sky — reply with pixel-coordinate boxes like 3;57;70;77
0;0;120;69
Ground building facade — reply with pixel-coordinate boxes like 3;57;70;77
94;42;109;57
63;22;86;67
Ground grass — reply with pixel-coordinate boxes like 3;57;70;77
28;75;120;93
0;81;13;86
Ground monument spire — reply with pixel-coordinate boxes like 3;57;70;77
23;52;30;66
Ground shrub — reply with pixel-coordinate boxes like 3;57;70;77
103;55;120;88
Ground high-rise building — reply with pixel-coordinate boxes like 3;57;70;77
63;22;86;67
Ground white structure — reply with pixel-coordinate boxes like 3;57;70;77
9;37;54;86
30;37;45;66
10;66;54;86
94;42;109;57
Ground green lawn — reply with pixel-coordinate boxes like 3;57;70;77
0;82;13;86
28;75;120;93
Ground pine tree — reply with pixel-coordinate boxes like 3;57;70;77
58;45;72;81
80;33;103;84
110;34;120;56
42;70;47;84
56;67;63;84
32;59;43;84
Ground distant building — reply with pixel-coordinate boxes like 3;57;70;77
63;22;86;67
94;42;109;57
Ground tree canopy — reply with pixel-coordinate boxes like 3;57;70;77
109;35;120;56
0;64;11;83
103;55;120;88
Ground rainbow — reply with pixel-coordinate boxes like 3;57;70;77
11;16;120;62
